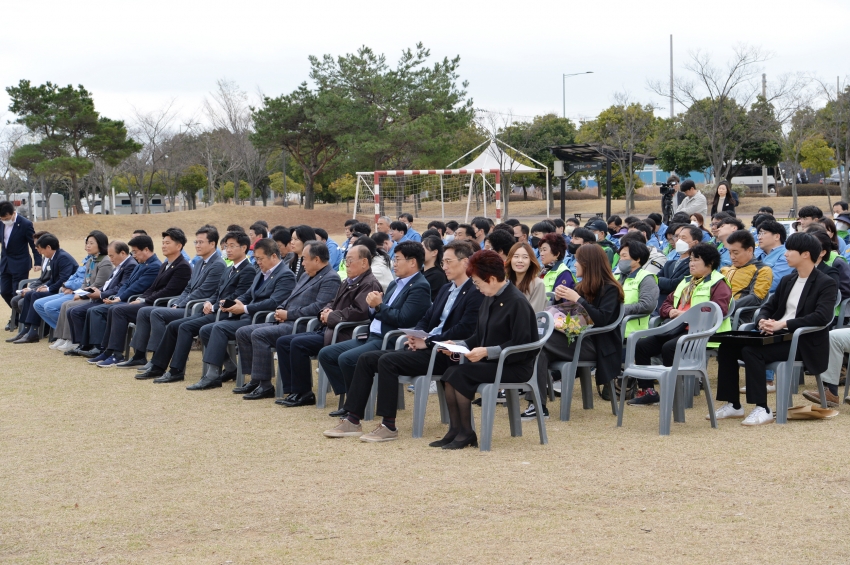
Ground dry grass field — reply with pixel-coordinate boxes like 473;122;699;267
2;205;850;563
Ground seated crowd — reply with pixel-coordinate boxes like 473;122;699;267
4;200;850;449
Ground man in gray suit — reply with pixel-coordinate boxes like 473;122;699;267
234;241;342;400
117;226;226;368
188;238;296;390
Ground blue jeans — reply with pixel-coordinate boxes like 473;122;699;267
33;293;73;328
317;334;383;395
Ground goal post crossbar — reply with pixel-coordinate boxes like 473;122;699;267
356;169;503;225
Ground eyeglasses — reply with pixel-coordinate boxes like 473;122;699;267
224;244;242;250
193;240;208;245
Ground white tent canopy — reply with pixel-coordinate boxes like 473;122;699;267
460;141;544;173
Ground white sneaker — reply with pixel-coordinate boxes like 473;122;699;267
742;406;774;426
740;384;776;393
707;403;745;420
49;339;66;350
553;381;562;394
429;381;437;394
58;341;78;352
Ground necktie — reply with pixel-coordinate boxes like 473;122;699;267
229;265;237;278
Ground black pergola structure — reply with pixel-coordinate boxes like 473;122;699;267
548;143;656;221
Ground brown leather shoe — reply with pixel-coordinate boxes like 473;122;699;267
802;389;840;408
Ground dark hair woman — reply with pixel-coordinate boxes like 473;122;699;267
422;236;448;302
285;225;316;279
711;180;737;216
506;242;546;312
434;250;540;450
528;244;625;417
538;233;575;294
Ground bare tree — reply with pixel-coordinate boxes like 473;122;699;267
649;45;800;187
813;76;850;201
128;102;180;213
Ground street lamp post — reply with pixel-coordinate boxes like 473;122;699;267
562;72;594;119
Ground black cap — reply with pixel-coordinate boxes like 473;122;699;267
585;219;608;232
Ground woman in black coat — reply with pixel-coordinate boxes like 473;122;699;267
435;250;539;450
710;181;737;216
534;243;624;413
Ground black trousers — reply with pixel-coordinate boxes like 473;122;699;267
72;302;112;347
633;326;688;388
131;306;183;352
151;313;216;372
276;330;325;394
199;317;251;367
20;291;51;325
344;348;453;419
536;331;596;408
1;269;30;307
716;341;793;408
102;302;146;351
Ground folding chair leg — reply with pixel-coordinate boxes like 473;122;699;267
547;370;555;402
658;377;676;436
683;375;695;409
505;389;522;437
530;383;548;445
274;361;283;400
608;381;618;416
578;367;594;410
814;376;828;409
559;367;575;422
316;365;328;409
397;382;406;411
775;363;792;424
232;343;244;387
702;375;718;429
845;356;850;401
412;376;429;438
436;380;449;424
673;376;686;423
479;385;497;452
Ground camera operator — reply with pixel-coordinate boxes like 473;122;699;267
673;179;708;219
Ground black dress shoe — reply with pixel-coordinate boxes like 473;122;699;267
5;333;25;343
428;434;457;448
79;348;103;359
328;408;348;418
232;381;259;394
4;322;11;332
135;367;165;380
275;392;298;405
136;362;153;373
65;347;85;356
153;371;184;383
442;433;478;450
186;376;222;390
221;370;237;382
13;333;39;344
282;391;316;407
243;385;275;400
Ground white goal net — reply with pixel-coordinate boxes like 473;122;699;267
354;169;504;224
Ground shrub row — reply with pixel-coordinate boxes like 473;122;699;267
776;184;842;197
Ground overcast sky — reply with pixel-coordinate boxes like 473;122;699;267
2;0;848;129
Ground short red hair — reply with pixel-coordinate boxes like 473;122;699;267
467;249;506;282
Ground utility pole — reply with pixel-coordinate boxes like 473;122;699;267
669;35;674;119
282;151;288;208
762;73;768;194
562;72;593;119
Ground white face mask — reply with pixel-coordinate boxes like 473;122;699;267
1;219;13;227
444;234;455;243
834;213;840;219
838;221;850;231
594;233;601;241
691;221;699;227
675;239;690;254
564;225;575;235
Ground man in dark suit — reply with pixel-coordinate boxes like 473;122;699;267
187;238;296;390
317;241;432;416
117;226;226;369
233;241;342;400
714;232;837;426
137;231;256;383
0;201;41;315
90;228;193;367
9;233;78;343
6;231;50;331
65;241;137;354
325;240;482;440
73;235;162;358
273;244;383;407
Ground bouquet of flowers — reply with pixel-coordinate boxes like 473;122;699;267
545;300;593;345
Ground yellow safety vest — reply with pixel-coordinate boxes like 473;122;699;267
824;251;845;314
622;269;657;338
543;262;572;293
672;271;732;334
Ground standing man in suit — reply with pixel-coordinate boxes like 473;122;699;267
90;228;193;367
73;235;162;359
317;241;432;416
137;231;256;383
117;226;226;369
9;233;78;343
325;240;482;440
233;241;342;400
712;232;837;426
187;238;296;390
65;242;138;355
0;201;41;321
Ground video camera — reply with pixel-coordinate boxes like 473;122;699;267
656;181;675;196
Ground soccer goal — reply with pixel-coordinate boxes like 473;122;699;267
354;169;504;225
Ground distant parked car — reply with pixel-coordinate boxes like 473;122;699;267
824;173;844;185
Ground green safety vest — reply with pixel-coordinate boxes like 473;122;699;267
824;251;846;315
543;262;571;293
672;271;732;334
622;269;657;338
